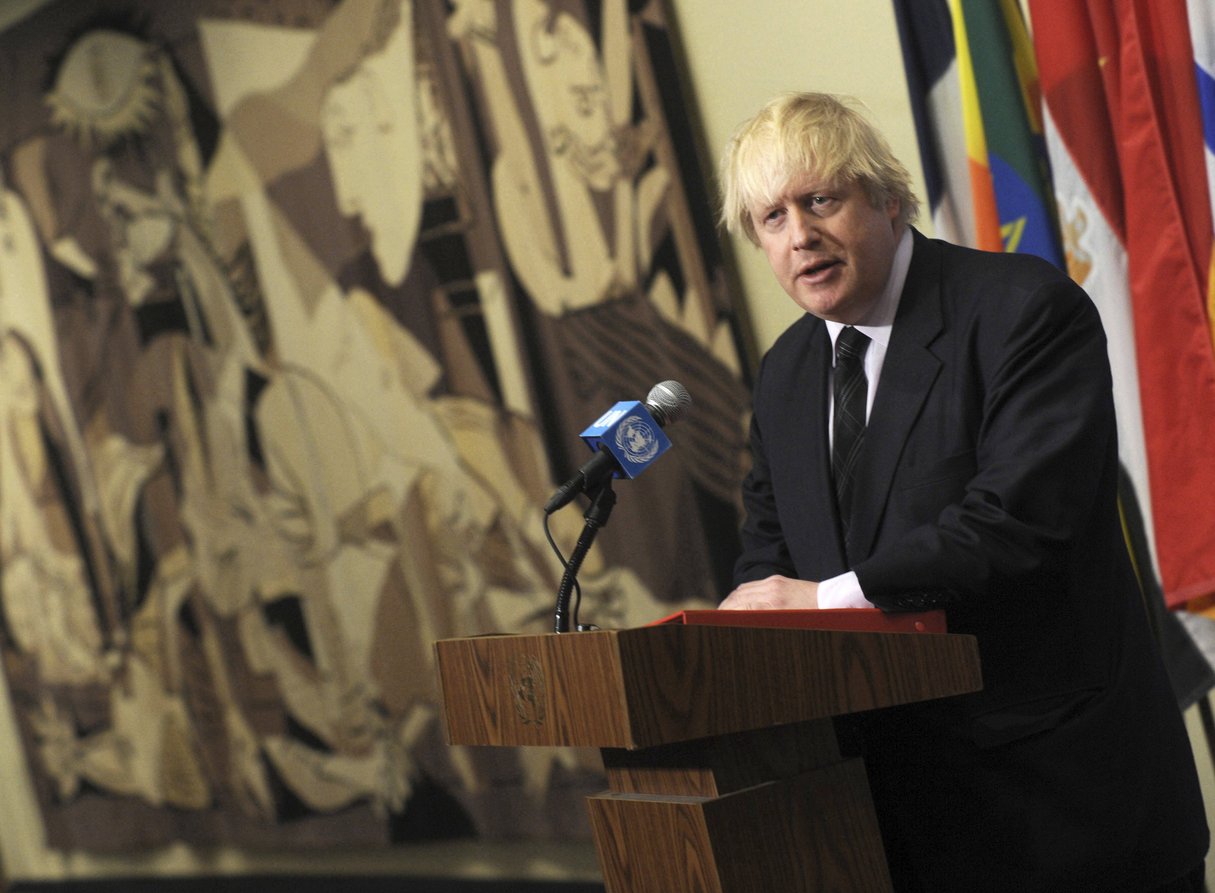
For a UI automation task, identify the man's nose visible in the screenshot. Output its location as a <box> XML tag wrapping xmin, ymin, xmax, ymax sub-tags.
<box><xmin>790</xmin><ymin>209</ymin><xmax>820</xmax><ymax>249</ymax></box>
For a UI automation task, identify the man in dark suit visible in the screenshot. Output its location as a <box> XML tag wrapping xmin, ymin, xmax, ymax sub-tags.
<box><xmin>717</xmin><ymin>92</ymin><xmax>1208</xmax><ymax>891</ymax></box>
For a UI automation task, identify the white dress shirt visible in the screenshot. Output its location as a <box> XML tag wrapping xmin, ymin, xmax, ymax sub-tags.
<box><xmin>817</xmin><ymin>227</ymin><xmax>913</xmax><ymax>609</ymax></box>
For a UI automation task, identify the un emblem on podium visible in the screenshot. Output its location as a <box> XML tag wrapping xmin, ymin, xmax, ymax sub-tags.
<box><xmin>508</xmin><ymin>654</ymin><xmax>547</xmax><ymax>726</ymax></box>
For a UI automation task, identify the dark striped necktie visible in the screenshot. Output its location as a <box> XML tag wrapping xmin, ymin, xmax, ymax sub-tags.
<box><xmin>833</xmin><ymin>326</ymin><xmax>871</xmax><ymax>533</ymax></box>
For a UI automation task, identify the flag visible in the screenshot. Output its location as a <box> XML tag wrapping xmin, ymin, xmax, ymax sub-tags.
<box><xmin>1187</xmin><ymin>0</ymin><xmax>1215</xmax><ymax>341</ymax></box>
<box><xmin>950</xmin><ymin>0</ymin><xmax>1003</xmax><ymax>252</ymax></box>
<box><xmin>893</xmin><ymin>0</ymin><xmax>1063</xmax><ymax>265</ymax></box>
<box><xmin>892</xmin><ymin>0</ymin><xmax>976</xmax><ymax>246</ymax></box>
<box><xmin>955</xmin><ymin>0</ymin><xmax>1063</xmax><ymax>264</ymax></box>
<box><xmin>1030</xmin><ymin>0</ymin><xmax>1215</xmax><ymax>608</ymax></box>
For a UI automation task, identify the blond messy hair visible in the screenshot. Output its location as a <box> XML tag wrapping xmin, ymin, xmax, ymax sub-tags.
<box><xmin>719</xmin><ymin>92</ymin><xmax>920</xmax><ymax>245</ymax></box>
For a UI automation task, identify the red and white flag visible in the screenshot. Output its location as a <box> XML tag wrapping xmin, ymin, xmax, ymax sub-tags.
<box><xmin>1029</xmin><ymin>0</ymin><xmax>1215</xmax><ymax>608</ymax></box>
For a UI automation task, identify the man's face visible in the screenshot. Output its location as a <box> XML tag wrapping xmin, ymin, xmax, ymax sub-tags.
<box><xmin>751</xmin><ymin>171</ymin><xmax>902</xmax><ymax>324</ymax></box>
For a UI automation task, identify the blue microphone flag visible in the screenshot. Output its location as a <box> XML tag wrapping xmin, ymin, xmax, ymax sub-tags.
<box><xmin>579</xmin><ymin>401</ymin><xmax>671</xmax><ymax>480</ymax></box>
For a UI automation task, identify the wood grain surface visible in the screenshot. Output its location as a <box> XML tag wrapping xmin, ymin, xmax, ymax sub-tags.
<box><xmin>436</xmin><ymin>625</ymin><xmax>980</xmax><ymax>749</ymax></box>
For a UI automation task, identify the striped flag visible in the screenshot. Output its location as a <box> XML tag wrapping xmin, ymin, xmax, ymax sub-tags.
<box><xmin>1030</xmin><ymin>0</ymin><xmax>1215</xmax><ymax>608</ymax></box>
<box><xmin>955</xmin><ymin>0</ymin><xmax>1063</xmax><ymax>264</ymax></box>
<box><xmin>949</xmin><ymin>0</ymin><xmax>1002</xmax><ymax>252</ymax></box>
<box><xmin>893</xmin><ymin>0</ymin><xmax>1063</xmax><ymax>265</ymax></box>
<box><xmin>892</xmin><ymin>0</ymin><xmax>976</xmax><ymax>246</ymax></box>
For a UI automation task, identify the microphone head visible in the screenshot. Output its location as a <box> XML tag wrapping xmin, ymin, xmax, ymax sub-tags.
<box><xmin>645</xmin><ymin>380</ymin><xmax>692</xmax><ymax>427</ymax></box>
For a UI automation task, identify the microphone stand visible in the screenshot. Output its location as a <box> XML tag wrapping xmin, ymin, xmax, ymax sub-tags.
<box><xmin>553</xmin><ymin>477</ymin><xmax>616</xmax><ymax>633</ymax></box>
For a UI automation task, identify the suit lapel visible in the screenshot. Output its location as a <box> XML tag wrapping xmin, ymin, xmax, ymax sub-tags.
<box><xmin>847</xmin><ymin>231</ymin><xmax>944</xmax><ymax>563</ymax></box>
<box><xmin>776</xmin><ymin>317</ymin><xmax>850</xmax><ymax>573</ymax></box>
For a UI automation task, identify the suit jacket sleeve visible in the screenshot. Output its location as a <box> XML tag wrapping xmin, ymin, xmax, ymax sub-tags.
<box><xmin>855</xmin><ymin>266</ymin><xmax>1120</xmax><ymax>609</ymax></box>
<box><xmin>734</xmin><ymin>385</ymin><xmax>798</xmax><ymax>583</ymax></box>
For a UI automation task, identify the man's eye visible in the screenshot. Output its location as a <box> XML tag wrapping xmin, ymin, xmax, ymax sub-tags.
<box><xmin>806</xmin><ymin>195</ymin><xmax>838</xmax><ymax>215</ymax></box>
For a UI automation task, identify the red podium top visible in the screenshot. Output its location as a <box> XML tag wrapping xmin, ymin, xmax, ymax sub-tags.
<box><xmin>650</xmin><ymin>607</ymin><xmax>946</xmax><ymax>635</ymax></box>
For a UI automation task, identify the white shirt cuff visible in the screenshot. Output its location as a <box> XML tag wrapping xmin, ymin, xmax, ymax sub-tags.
<box><xmin>817</xmin><ymin>571</ymin><xmax>874</xmax><ymax>609</ymax></box>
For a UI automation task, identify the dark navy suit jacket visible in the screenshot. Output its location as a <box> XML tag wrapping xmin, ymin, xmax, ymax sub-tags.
<box><xmin>736</xmin><ymin>229</ymin><xmax>1208</xmax><ymax>890</ymax></box>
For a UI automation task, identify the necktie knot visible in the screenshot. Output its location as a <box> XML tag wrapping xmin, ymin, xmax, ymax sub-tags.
<box><xmin>836</xmin><ymin>326</ymin><xmax>871</xmax><ymax>365</ymax></box>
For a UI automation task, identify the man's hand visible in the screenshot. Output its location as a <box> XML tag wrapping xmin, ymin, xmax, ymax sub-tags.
<box><xmin>719</xmin><ymin>575</ymin><xmax>819</xmax><ymax>610</ymax></box>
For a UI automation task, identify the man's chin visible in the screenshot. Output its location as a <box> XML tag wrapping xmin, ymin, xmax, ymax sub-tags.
<box><xmin>794</xmin><ymin>292</ymin><xmax>847</xmax><ymax>321</ymax></box>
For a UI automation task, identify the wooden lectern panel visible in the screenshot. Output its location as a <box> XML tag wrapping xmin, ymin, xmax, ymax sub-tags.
<box><xmin>587</xmin><ymin>758</ymin><xmax>892</xmax><ymax>893</ymax></box>
<box><xmin>588</xmin><ymin>721</ymin><xmax>892</xmax><ymax>891</ymax></box>
<box><xmin>436</xmin><ymin>624</ymin><xmax>981</xmax><ymax>750</ymax></box>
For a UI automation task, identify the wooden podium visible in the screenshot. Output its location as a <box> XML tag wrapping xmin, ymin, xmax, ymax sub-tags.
<box><xmin>435</xmin><ymin>618</ymin><xmax>981</xmax><ymax>892</ymax></box>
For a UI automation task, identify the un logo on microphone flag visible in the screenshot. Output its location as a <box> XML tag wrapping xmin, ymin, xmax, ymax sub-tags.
<box><xmin>579</xmin><ymin>400</ymin><xmax>671</xmax><ymax>479</ymax></box>
<box><xmin>616</xmin><ymin>415</ymin><xmax>662</xmax><ymax>465</ymax></box>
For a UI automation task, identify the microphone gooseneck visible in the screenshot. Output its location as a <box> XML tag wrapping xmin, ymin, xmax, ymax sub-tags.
<box><xmin>546</xmin><ymin>381</ymin><xmax>692</xmax><ymax>632</ymax></box>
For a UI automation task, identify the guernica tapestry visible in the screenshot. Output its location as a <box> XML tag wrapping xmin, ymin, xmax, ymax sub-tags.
<box><xmin>0</xmin><ymin>0</ymin><xmax>751</xmax><ymax>853</ymax></box>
